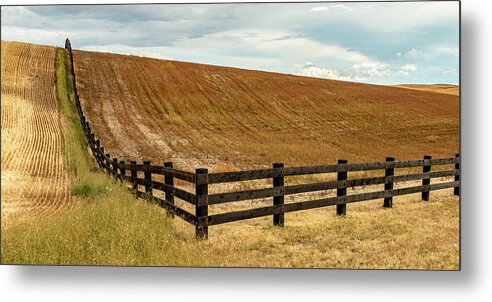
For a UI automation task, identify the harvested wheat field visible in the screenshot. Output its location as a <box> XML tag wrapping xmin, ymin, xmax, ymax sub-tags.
<box><xmin>73</xmin><ymin>50</ymin><xmax>459</xmax><ymax>172</ymax></box>
<box><xmin>1</xmin><ymin>41</ymin><xmax>73</xmax><ymax>220</ymax></box>
<box><xmin>392</xmin><ymin>84</ymin><xmax>459</xmax><ymax>96</ymax></box>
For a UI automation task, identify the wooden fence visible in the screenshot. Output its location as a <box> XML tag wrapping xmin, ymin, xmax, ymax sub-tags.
<box><xmin>65</xmin><ymin>39</ymin><xmax>460</xmax><ymax>240</ymax></box>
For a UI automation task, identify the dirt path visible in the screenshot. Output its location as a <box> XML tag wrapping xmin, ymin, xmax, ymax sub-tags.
<box><xmin>1</xmin><ymin>41</ymin><xmax>73</xmax><ymax>220</ymax></box>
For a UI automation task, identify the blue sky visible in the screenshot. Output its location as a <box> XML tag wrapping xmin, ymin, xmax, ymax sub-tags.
<box><xmin>1</xmin><ymin>1</ymin><xmax>459</xmax><ymax>85</ymax></box>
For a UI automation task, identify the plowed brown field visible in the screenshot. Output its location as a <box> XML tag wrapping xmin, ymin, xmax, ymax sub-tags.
<box><xmin>1</xmin><ymin>41</ymin><xmax>73</xmax><ymax>219</ymax></box>
<box><xmin>73</xmin><ymin>50</ymin><xmax>459</xmax><ymax>172</ymax></box>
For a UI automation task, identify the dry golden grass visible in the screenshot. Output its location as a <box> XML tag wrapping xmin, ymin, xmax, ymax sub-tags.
<box><xmin>173</xmin><ymin>190</ymin><xmax>459</xmax><ymax>269</ymax></box>
<box><xmin>73</xmin><ymin>50</ymin><xmax>459</xmax><ymax>172</ymax></box>
<box><xmin>392</xmin><ymin>84</ymin><xmax>459</xmax><ymax>96</ymax></box>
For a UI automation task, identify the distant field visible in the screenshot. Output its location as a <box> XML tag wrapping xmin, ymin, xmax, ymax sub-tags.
<box><xmin>1</xmin><ymin>41</ymin><xmax>73</xmax><ymax>219</ymax></box>
<box><xmin>392</xmin><ymin>84</ymin><xmax>459</xmax><ymax>96</ymax></box>
<box><xmin>73</xmin><ymin>50</ymin><xmax>459</xmax><ymax>172</ymax></box>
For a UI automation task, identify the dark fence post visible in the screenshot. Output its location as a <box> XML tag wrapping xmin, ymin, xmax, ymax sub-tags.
<box><xmin>384</xmin><ymin>157</ymin><xmax>395</xmax><ymax>208</ymax></box>
<box><xmin>105</xmin><ymin>153</ymin><xmax>111</xmax><ymax>174</ymax></box>
<box><xmin>100</xmin><ymin>147</ymin><xmax>105</xmax><ymax>169</ymax></box>
<box><xmin>273</xmin><ymin>163</ymin><xmax>285</xmax><ymax>227</ymax></box>
<box><xmin>112</xmin><ymin>158</ymin><xmax>118</xmax><ymax>178</ymax></box>
<box><xmin>337</xmin><ymin>159</ymin><xmax>348</xmax><ymax>215</ymax></box>
<box><xmin>422</xmin><ymin>155</ymin><xmax>432</xmax><ymax>201</ymax></box>
<box><xmin>76</xmin><ymin>100</ymin><xmax>81</xmax><ymax>114</ymax></box>
<box><xmin>95</xmin><ymin>140</ymin><xmax>102</xmax><ymax>168</ymax></box>
<box><xmin>143</xmin><ymin>160</ymin><xmax>152</xmax><ymax>196</ymax></box>
<box><xmin>87</xmin><ymin>131</ymin><xmax>95</xmax><ymax>156</ymax></box>
<box><xmin>164</xmin><ymin>162</ymin><xmax>175</xmax><ymax>217</ymax></box>
<box><xmin>130</xmin><ymin>160</ymin><xmax>137</xmax><ymax>194</ymax></box>
<box><xmin>196</xmin><ymin>168</ymin><xmax>209</xmax><ymax>240</ymax></box>
<box><xmin>454</xmin><ymin>153</ymin><xmax>460</xmax><ymax>196</ymax></box>
<box><xmin>119</xmin><ymin>160</ymin><xmax>126</xmax><ymax>182</ymax></box>
<box><xmin>65</xmin><ymin>38</ymin><xmax>71</xmax><ymax>50</ymax></box>
<box><xmin>89</xmin><ymin>134</ymin><xmax>95</xmax><ymax>152</ymax></box>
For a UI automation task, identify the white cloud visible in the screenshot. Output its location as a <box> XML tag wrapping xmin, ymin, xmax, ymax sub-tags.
<box><xmin>397</xmin><ymin>64</ymin><xmax>418</xmax><ymax>76</ymax></box>
<box><xmin>311</xmin><ymin>7</ymin><xmax>330</xmax><ymax>12</ymax></box>
<box><xmin>208</xmin><ymin>29</ymin><xmax>373</xmax><ymax>63</ymax></box>
<box><xmin>401</xmin><ymin>64</ymin><xmax>418</xmax><ymax>72</ymax></box>
<box><xmin>311</xmin><ymin>4</ymin><xmax>354</xmax><ymax>13</ymax></box>
<box><xmin>296</xmin><ymin>62</ymin><xmax>357</xmax><ymax>81</ymax></box>
<box><xmin>402</xmin><ymin>47</ymin><xmax>459</xmax><ymax>61</ymax></box>
<box><xmin>297</xmin><ymin>61</ymin><xmax>394</xmax><ymax>82</ymax></box>
<box><xmin>1</xmin><ymin>25</ymin><xmax>72</xmax><ymax>46</ymax></box>
<box><xmin>353</xmin><ymin>62</ymin><xmax>392</xmax><ymax>78</ymax></box>
<box><xmin>404</xmin><ymin>48</ymin><xmax>422</xmax><ymax>60</ymax></box>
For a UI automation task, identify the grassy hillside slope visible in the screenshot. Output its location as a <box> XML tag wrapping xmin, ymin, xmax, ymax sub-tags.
<box><xmin>73</xmin><ymin>50</ymin><xmax>459</xmax><ymax>171</ymax></box>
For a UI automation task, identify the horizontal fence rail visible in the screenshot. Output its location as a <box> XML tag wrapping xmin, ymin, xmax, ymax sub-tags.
<box><xmin>206</xmin><ymin>181</ymin><xmax>459</xmax><ymax>226</ymax></box>
<box><xmin>206</xmin><ymin>169</ymin><xmax>460</xmax><ymax>205</ymax></box>
<box><xmin>206</xmin><ymin>158</ymin><xmax>458</xmax><ymax>184</ymax></box>
<box><xmin>65</xmin><ymin>38</ymin><xmax>460</xmax><ymax>240</ymax></box>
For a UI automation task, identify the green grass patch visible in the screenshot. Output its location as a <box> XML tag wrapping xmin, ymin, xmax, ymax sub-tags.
<box><xmin>1</xmin><ymin>183</ymin><xmax>196</xmax><ymax>266</ymax></box>
<box><xmin>55</xmin><ymin>48</ymin><xmax>91</xmax><ymax>175</ymax></box>
<box><xmin>72</xmin><ymin>181</ymin><xmax>107</xmax><ymax>198</ymax></box>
